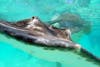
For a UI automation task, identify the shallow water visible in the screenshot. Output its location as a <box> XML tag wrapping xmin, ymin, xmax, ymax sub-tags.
<box><xmin>0</xmin><ymin>0</ymin><xmax>100</xmax><ymax>67</ymax></box>
<box><xmin>0</xmin><ymin>33</ymin><xmax>100</xmax><ymax>67</ymax></box>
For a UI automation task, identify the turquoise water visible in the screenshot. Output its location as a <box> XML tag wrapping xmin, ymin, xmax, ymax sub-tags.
<box><xmin>0</xmin><ymin>42</ymin><xmax>57</xmax><ymax>67</ymax></box>
<box><xmin>0</xmin><ymin>0</ymin><xmax>100</xmax><ymax>67</ymax></box>
<box><xmin>0</xmin><ymin>33</ymin><xmax>100</xmax><ymax>67</ymax></box>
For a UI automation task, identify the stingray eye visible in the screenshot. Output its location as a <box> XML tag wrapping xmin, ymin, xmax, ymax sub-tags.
<box><xmin>32</xmin><ymin>16</ymin><xmax>35</xmax><ymax>19</ymax></box>
<box><xmin>32</xmin><ymin>16</ymin><xmax>39</xmax><ymax>20</ymax></box>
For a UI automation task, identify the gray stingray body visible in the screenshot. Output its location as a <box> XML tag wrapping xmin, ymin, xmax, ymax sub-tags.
<box><xmin>48</xmin><ymin>13</ymin><xmax>91</xmax><ymax>33</ymax></box>
<box><xmin>0</xmin><ymin>17</ymin><xmax>81</xmax><ymax>48</ymax></box>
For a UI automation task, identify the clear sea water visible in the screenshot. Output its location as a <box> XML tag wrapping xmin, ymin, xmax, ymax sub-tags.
<box><xmin>0</xmin><ymin>0</ymin><xmax>100</xmax><ymax>67</ymax></box>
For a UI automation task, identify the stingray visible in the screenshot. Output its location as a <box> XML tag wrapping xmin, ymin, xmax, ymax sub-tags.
<box><xmin>48</xmin><ymin>13</ymin><xmax>91</xmax><ymax>34</ymax></box>
<box><xmin>0</xmin><ymin>17</ymin><xmax>81</xmax><ymax>49</ymax></box>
